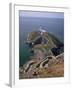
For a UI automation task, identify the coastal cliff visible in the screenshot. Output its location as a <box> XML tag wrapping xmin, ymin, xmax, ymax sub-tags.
<box><xmin>19</xmin><ymin>29</ymin><xmax>64</xmax><ymax>79</ymax></box>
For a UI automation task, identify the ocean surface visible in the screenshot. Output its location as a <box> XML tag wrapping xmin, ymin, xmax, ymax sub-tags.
<box><xmin>19</xmin><ymin>17</ymin><xmax>64</xmax><ymax>66</ymax></box>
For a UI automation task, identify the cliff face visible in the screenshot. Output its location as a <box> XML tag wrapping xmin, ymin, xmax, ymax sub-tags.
<box><xmin>19</xmin><ymin>30</ymin><xmax>64</xmax><ymax>79</ymax></box>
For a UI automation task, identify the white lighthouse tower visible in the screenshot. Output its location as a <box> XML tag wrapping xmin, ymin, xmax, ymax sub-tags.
<box><xmin>39</xmin><ymin>26</ymin><xmax>46</xmax><ymax>35</ymax></box>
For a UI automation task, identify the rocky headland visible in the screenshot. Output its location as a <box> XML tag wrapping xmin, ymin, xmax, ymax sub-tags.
<box><xmin>19</xmin><ymin>29</ymin><xmax>64</xmax><ymax>79</ymax></box>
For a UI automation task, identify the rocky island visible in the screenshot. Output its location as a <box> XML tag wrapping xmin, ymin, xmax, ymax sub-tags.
<box><xmin>19</xmin><ymin>28</ymin><xmax>64</xmax><ymax>79</ymax></box>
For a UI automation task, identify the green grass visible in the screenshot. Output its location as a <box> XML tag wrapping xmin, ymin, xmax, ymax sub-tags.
<box><xmin>48</xmin><ymin>33</ymin><xmax>63</xmax><ymax>46</ymax></box>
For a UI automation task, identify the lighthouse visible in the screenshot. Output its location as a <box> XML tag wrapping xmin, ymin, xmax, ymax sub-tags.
<box><xmin>39</xmin><ymin>26</ymin><xmax>46</xmax><ymax>35</ymax></box>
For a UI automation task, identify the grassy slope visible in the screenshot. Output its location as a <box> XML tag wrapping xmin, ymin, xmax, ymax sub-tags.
<box><xmin>48</xmin><ymin>33</ymin><xmax>63</xmax><ymax>47</ymax></box>
<box><xmin>27</xmin><ymin>31</ymin><xmax>63</xmax><ymax>53</ymax></box>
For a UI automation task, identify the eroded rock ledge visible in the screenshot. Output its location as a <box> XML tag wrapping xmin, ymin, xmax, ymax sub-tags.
<box><xmin>19</xmin><ymin>53</ymin><xmax>64</xmax><ymax>79</ymax></box>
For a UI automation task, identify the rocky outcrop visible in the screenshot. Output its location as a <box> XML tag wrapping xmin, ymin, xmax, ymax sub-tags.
<box><xmin>19</xmin><ymin>53</ymin><xmax>64</xmax><ymax>79</ymax></box>
<box><xmin>19</xmin><ymin>29</ymin><xmax>64</xmax><ymax>79</ymax></box>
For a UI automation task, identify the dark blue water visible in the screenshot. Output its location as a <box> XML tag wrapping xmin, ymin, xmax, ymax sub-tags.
<box><xmin>19</xmin><ymin>16</ymin><xmax>64</xmax><ymax>66</ymax></box>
